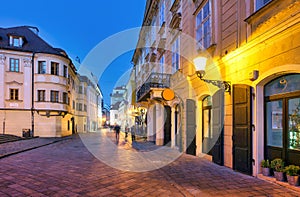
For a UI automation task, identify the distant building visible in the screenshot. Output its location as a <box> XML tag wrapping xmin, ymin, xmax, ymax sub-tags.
<box><xmin>0</xmin><ymin>26</ymin><xmax>102</xmax><ymax>137</ymax></box>
<box><xmin>110</xmin><ymin>86</ymin><xmax>126</xmax><ymax>126</ymax></box>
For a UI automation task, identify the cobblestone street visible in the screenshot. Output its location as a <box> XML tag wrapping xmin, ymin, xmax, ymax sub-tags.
<box><xmin>0</xmin><ymin>131</ymin><xmax>299</xmax><ymax>197</ymax></box>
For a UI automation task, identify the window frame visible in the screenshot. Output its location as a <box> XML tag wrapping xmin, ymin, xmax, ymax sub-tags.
<box><xmin>50</xmin><ymin>90</ymin><xmax>59</xmax><ymax>103</ymax></box>
<box><xmin>37</xmin><ymin>90</ymin><xmax>46</xmax><ymax>102</ymax></box>
<box><xmin>10</xmin><ymin>89</ymin><xmax>19</xmax><ymax>100</ymax></box>
<box><xmin>63</xmin><ymin>92</ymin><xmax>68</xmax><ymax>104</ymax></box>
<box><xmin>51</xmin><ymin>62</ymin><xmax>59</xmax><ymax>76</ymax></box>
<box><xmin>195</xmin><ymin>0</ymin><xmax>212</xmax><ymax>50</ymax></box>
<box><xmin>63</xmin><ymin>65</ymin><xmax>68</xmax><ymax>78</ymax></box>
<box><xmin>38</xmin><ymin>61</ymin><xmax>47</xmax><ymax>74</ymax></box>
<box><xmin>9</xmin><ymin>58</ymin><xmax>20</xmax><ymax>72</ymax></box>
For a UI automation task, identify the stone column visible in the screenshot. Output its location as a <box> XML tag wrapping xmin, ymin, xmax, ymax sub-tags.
<box><xmin>171</xmin><ymin>106</ymin><xmax>175</xmax><ymax>148</ymax></box>
<box><xmin>0</xmin><ymin>54</ymin><xmax>6</xmax><ymax>108</ymax></box>
<box><xmin>23</xmin><ymin>57</ymin><xmax>32</xmax><ymax>109</ymax></box>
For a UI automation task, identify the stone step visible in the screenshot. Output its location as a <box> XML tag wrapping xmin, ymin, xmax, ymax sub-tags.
<box><xmin>0</xmin><ymin>134</ymin><xmax>23</xmax><ymax>144</ymax></box>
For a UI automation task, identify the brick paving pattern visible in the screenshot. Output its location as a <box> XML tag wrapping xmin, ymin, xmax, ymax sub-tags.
<box><xmin>0</xmin><ymin>132</ymin><xmax>299</xmax><ymax>196</ymax></box>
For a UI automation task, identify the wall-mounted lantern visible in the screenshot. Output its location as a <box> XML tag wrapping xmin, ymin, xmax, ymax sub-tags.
<box><xmin>193</xmin><ymin>56</ymin><xmax>231</xmax><ymax>93</ymax></box>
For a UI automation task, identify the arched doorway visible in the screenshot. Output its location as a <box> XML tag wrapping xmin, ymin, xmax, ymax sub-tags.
<box><xmin>264</xmin><ymin>74</ymin><xmax>300</xmax><ymax>165</ymax></box>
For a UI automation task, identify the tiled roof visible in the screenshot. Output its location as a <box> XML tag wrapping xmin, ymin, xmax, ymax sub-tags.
<box><xmin>0</xmin><ymin>26</ymin><xmax>67</xmax><ymax>57</ymax></box>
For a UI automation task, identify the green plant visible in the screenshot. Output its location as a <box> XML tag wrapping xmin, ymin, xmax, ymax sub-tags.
<box><xmin>261</xmin><ymin>159</ymin><xmax>270</xmax><ymax>168</ymax></box>
<box><xmin>271</xmin><ymin>158</ymin><xmax>285</xmax><ymax>172</ymax></box>
<box><xmin>284</xmin><ymin>165</ymin><xmax>300</xmax><ymax>176</ymax></box>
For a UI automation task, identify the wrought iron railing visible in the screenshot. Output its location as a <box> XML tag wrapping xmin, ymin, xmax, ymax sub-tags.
<box><xmin>136</xmin><ymin>73</ymin><xmax>171</xmax><ymax>101</ymax></box>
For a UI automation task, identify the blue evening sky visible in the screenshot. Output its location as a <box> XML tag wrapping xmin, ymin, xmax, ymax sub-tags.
<box><xmin>0</xmin><ymin>0</ymin><xmax>146</xmax><ymax>105</ymax></box>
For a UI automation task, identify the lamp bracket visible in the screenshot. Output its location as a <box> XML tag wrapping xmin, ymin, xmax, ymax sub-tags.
<box><xmin>196</xmin><ymin>71</ymin><xmax>231</xmax><ymax>92</ymax></box>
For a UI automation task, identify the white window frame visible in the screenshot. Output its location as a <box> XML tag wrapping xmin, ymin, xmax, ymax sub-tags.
<box><xmin>195</xmin><ymin>0</ymin><xmax>212</xmax><ymax>50</ymax></box>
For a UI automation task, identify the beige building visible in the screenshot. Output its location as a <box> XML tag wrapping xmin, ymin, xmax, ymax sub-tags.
<box><xmin>132</xmin><ymin>0</ymin><xmax>300</xmax><ymax>176</ymax></box>
<box><xmin>0</xmin><ymin>26</ymin><xmax>102</xmax><ymax>137</ymax></box>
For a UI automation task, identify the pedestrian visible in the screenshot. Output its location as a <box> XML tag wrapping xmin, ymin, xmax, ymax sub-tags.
<box><xmin>131</xmin><ymin>127</ymin><xmax>136</xmax><ymax>142</ymax></box>
<box><xmin>125</xmin><ymin>125</ymin><xmax>128</xmax><ymax>139</ymax></box>
<box><xmin>113</xmin><ymin>123</ymin><xmax>121</xmax><ymax>143</ymax></box>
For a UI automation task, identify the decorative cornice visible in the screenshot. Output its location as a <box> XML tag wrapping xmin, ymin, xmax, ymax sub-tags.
<box><xmin>23</xmin><ymin>57</ymin><xmax>31</xmax><ymax>67</ymax></box>
<box><xmin>6</xmin><ymin>80</ymin><xmax>23</xmax><ymax>85</ymax></box>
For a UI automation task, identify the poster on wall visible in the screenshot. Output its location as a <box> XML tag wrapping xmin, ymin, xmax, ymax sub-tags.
<box><xmin>272</xmin><ymin>111</ymin><xmax>282</xmax><ymax>130</ymax></box>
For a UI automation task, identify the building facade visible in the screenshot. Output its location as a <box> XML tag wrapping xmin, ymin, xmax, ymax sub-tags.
<box><xmin>132</xmin><ymin>0</ymin><xmax>300</xmax><ymax>176</ymax></box>
<box><xmin>110</xmin><ymin>86</ymin><xmax>126</xmax><ymax>126</ymax></box>
<box><xmin>0</xmin><ymin>26</ymin><xmax>102</xmax><ymax>137</ymax></box>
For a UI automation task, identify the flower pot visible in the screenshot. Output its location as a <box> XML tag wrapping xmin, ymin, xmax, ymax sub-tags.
<box><xmin>262</xmin><ymin>167</ymin><xmax>271</xmax><ymax>176</ymax></box>
<box><xmin>287</xmin><ymin>175</ymin><xmax>299</xmax><ymax>186</ymax></box>
<box><xmin>274</xmin><ymin>171</ymin><xmax>286</xmax><ymax>181</ymax></box>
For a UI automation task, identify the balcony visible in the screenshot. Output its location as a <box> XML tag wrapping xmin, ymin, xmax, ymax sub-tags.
<box><xmin>136</xmin><ymin>73</ymin><xmax>171</xmax><ymax>102</ymax></box>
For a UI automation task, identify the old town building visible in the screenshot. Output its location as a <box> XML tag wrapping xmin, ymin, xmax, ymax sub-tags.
<box><xmin>132</xmin><ymin>0</ymin><xmax>300</xmax><ymax>176</ymax></box>
<box><xmin>0</xmin><ymin>26</ymin><xmax>102</xmax><ymax>137</ymax></box>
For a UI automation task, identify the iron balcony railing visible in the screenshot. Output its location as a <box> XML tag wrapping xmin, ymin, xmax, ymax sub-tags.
<box><xmin>136</xmin><ymin>72</ymin><xmax>171</xmax><ymax>101</ymax></box>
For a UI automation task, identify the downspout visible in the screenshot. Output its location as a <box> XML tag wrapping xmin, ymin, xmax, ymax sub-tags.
<box><xmin>31</xmin><ymin>52</ymin><xmax>35</xmax><ymax>137</ymax></box>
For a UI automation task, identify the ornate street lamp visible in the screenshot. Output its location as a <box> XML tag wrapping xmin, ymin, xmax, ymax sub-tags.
<box><xmin>193</xmin><ymin>57</ymin><xmax>231</xmax><ymax>92</ymax></box>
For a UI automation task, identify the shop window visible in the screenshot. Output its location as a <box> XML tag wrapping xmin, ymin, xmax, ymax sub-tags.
<box><xmin>264</xmin><ymin>74</ymin><xmax>300</xmax><ymax>165</ymax></box>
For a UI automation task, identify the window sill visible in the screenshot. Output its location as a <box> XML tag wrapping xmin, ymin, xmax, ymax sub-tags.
<box><xmin>6</xmin><ymin>99</ymin><xmax>23</xmax><ymax>102</ymax></box>
<box><xmin>7</xmin><ymin>71</ymin><xmax>23</xmax><ymax>74</ymax></box>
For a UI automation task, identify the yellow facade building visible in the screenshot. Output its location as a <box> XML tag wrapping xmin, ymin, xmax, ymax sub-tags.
<box><xmin>132</xmin><ymin>0</ymin><xmax>300</xmax><ymax>176</ymax></box>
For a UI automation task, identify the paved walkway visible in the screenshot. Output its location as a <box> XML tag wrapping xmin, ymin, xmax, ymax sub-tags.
<box><xmin>0</xmin><ymin>131</ymin><xmax>299</xmax><ymax>196</ymax></box>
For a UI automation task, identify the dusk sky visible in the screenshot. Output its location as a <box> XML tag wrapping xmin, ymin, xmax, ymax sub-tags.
<box><xmin>0</xmin><ymin>0</ymin><xmax>146</xmax><ymax>105</ymax></box>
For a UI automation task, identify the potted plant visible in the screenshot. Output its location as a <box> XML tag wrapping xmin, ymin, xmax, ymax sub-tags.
<box><xmin>284</xmin><ymin>165</ymin><xmax>300</xmax><ymax>186</ymax></box>
<box><xmin>271</xmin><ymin>158</ymin><xmax>285</xmax><ymax>181</ymax></box>
<box><xmin>261</xmin><ymin>159</ymin><xmax>271</xmax><ymax>176</ymax></box>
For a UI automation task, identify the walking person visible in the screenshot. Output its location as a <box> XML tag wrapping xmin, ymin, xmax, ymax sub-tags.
<box><xmin>113</xmin><ymin>123</ymin><xmax>121</xmax><ymax>144</ymax></box>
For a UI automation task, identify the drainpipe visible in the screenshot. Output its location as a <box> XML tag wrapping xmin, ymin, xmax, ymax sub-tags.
<box><xmin>31</xmin><ymin>52</ymin><xmax>35</xmax><ymax>137</ymax></box>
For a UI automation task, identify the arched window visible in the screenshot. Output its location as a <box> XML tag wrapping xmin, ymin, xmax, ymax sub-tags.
<box><xmin>264</xmin><ymin>74</ymin><xmax>300</xmax><ymax>165</ymax></box>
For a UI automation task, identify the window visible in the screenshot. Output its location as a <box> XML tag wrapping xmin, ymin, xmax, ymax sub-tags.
<box><xmin>10</xmin><ymin>36</ymin><xmax>23</xmax><ymax>47</ymax></box>
<box><xmin>196</xmin><ymin>0</ymin><xmax>212</xmax><ymax>49</ymax></box>
<box><xmin>73</xmin><ymin>100</ymin><xmax>75</xmax><ymax>109</ymax></box>
<box><xmin>37</xmin><ymin>90</ymin><xmax>45</xmax><ymax>102</ymax></box>
<box><xmin>10</xmin><ymin>89</ymin><xmax>19</xmax><ymax>100</ymax></box>
<box><xmin>79</xmin><ymin>86</ymin><xmax>83</xmax><ymax>94</ymax></box>
<box><xmin>51</xmin><ymin>62</ymin><xmax>59</xmax><ymax>75</ymax></box>
<box><xmin>63</xmin><ymin>92</ymin><xmax>68</xmax><ymax>104</ymax></box>
<box><xmin>38</xmin><ymin>61</ymin><xmax>46</xmax><ymax>74</ymax></box>
<box><xmin>159</xmin><ymin>0</ymin><xmax>165</xmax><ymax>26</ymax></box>
<box><xmin>50</xmin><ymin>90</ymin><xmax>59</xmax><ymax>102</ymax></box>
<box><xmin>84</xmin><ymin>104</ymin><xmax>87</xmax><ymax>112</ymax></box>
<box><xmin>78</xmin><ymin>103</ymin><xmax>83</xmax><ymax>111</ymax></box>
<box><xmin>9</xmin><ymin>58</ymin><xmax>19</xmax><ymax>72</ymax></box>
<box><xmin>63</xmin><ymin>65</ymin><xmax>68</xmax><ymax>78</ymax></box>
<box><xmin>160</xmin><ymin>55</ymin><xmax>164</xmax><ymax>74</ymax></box>
<box><xmin>13</xmin><ymin>38</ymin><xmax>20</xmax><ymax>47</ymax></box>
<box><xmin>265</xmin><ymin>74</ymin><xmax>300</xmax><ymax>165</ymax></box>
<box><xmin>172</xmin><ymin>38</ymin><xmax>180</xmax><ymax>73</ymax></box>
<box><xmin>256</xmin><ymin>0</ymin><xmax>272</xmax><ymax>10</ymax></box>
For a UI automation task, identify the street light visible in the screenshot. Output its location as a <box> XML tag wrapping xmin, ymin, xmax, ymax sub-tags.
<box><xmin>193</xmin><ymin>56</ymin><xmax>231</xmax><ymax>93</ymax></box>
